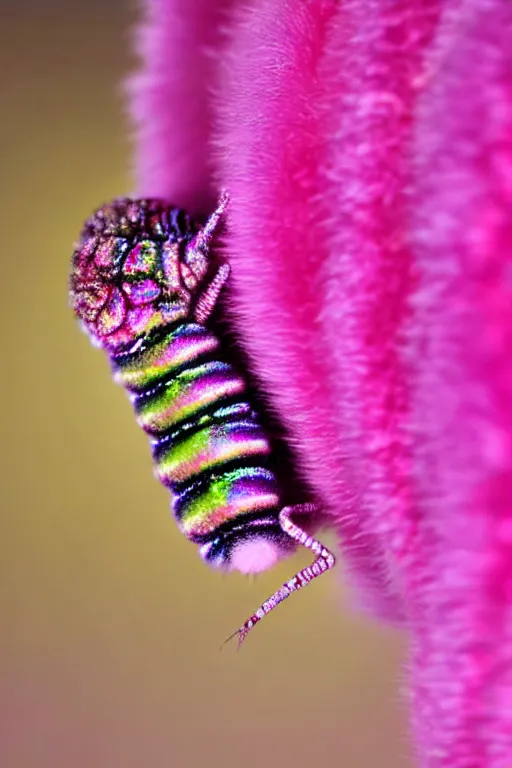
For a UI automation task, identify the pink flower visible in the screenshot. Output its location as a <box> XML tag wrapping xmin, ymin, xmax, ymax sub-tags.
<box><xmin>128</xmin><ymin>0</ymin><xmax>512</xmax><ymax>764</ymax></box>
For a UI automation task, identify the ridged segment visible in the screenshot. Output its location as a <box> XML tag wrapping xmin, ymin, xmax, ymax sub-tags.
<box><xmin>135</xmin><ymin>361</ymin><xmax>245</xmax><ymax>434</ymax></box>
<box><xmin>113</xmin><ymin>323</ymin><xmax>219</xmax><ymax>392</ymax></box>
<box><xmin>177</xmin><ymin>467</ymin><xmax>279</xmax><ymax>537</ymax></box>
<box><xmin>156</xmin><ymin>421</ymin><xmax>270</xmax><ymax>484</ymax></box>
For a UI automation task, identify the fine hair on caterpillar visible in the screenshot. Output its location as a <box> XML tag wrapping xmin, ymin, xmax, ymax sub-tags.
<box><xmin>69</xmin><ymin>191</ymin><xmax>336</xmax><ymax>648</ymax></box>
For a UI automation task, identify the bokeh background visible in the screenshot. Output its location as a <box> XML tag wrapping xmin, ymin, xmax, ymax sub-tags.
<box><xmin>1</xmin><ymin>2</ymin><xmax>410</xmax><ymax>766</ymax></box>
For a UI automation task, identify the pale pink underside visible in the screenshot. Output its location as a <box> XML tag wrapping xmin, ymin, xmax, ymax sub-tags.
<box><xmin>128</xmin><ymin>0</ymin><xmax>512</xmax><ymax>764</ymax></box>
<box><xmin>229</xmin><ymin>538</ymin><xmax>282</xmax><ymax>575</ymax></box>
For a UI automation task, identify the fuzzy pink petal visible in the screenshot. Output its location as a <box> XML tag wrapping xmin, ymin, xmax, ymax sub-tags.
<box><xmin>127</xmin><ymin>0</ymin><xmax>237</xmax><ymax>214</ymax></box>
<box><xmin>405</xmin><ymin>1</ymin><xmax>512</xmax><ymax>763</ymax></box>
<box><xmin>213</xmin><ymin>0</ymin><xmax>401</xmax><ymax>619</ymax></box>
<box><xmin>314</xmin><ymin>0</ymin><xmax>442</xmax><ymax>618</ymax></box>
<box><xmin>214</xmin><ymin>0</ymin><xmax>441</xmax><ymax>620</ymax></box>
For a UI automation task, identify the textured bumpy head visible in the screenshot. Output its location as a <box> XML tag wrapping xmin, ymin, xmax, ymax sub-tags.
<box><xmin>69</xmin><ymin>195</ymin><xmax>227</xmax><ymax>351</ymax></box>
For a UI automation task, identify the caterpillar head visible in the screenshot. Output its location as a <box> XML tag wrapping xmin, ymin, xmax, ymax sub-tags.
<box><xmin>70</xmin><ymin>195</ymin><xmax>226</xmax><ymax>351</ymax></box>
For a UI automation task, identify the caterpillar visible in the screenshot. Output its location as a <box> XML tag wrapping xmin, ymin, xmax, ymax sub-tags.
<box><xmin>69</xmin><ymin>192</ymin><xmax>335</xmax><ymax>647</ymax></box>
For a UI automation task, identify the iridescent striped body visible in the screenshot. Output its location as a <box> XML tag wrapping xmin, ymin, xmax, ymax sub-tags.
<box><xmin>112</xmin><ymin>321</ymin><xmax>286</xmax><ymax>563</ymax></box>
<box><xmin>70</xmin><ymin>192</ymin><xmax>335</xmax><ymax>647</ymax></box>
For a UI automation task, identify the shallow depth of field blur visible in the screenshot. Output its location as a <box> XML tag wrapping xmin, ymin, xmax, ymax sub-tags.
<box><xmin>0</xmin><ymin>2</ymin><xmax>409</xmax><ymax>766</ymax></box>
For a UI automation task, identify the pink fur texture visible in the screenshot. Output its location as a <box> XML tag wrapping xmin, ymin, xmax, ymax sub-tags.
<box><xmin>405</xmin><ymin>3</ymin><xmax>512</xmax><ymax>762</ymax></box>
<box><xmin>127</xmin><ymin>0</ymin><xmax>237</xmax><ymax>216</ymax></box>
<box><xmin>128</xmin><ymin>0</ymin><xmax>512</xmax><ymax>763</ymax></box>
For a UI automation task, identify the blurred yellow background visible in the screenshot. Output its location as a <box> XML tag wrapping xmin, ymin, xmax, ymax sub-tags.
<box><xmin>0</xmin><ymin>3</ymin><xmax>410</xmax><ymax>766</ymax></box>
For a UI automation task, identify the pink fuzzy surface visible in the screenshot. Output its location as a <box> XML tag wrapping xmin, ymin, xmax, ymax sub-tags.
<box><xmin>406</xmin><ymin>3</ymin><xmax>512</xmax><ymax>762</ymax></box>
<box><xmin>127</xmin><ymin>0</ymin><xmax>237</xmax><ymax>215</ymax></box>
<box><xmin>128</xmin><ymin>0</ymin><xmax>512</xmax><ymax>763</ymax></box>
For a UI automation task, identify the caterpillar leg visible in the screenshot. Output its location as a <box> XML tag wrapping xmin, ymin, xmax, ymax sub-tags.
<box><xmin>194</xmin><ymin>263</ymin><xmax>230</xmax><ymax>323</ymax></box>
<box><xmin>182</xmin><ymin>191</ymin><xmax>230</xmax><ymax>309</ymax></box>
<box><xmin>222</xmin><ymin>504</ymin><xmax>336</xmax><ymax>650</ymax></box>
<box><xmin>185</xmin><ymin>190</ymin><xmax>229</xmax><ymax>266</ymax></box>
